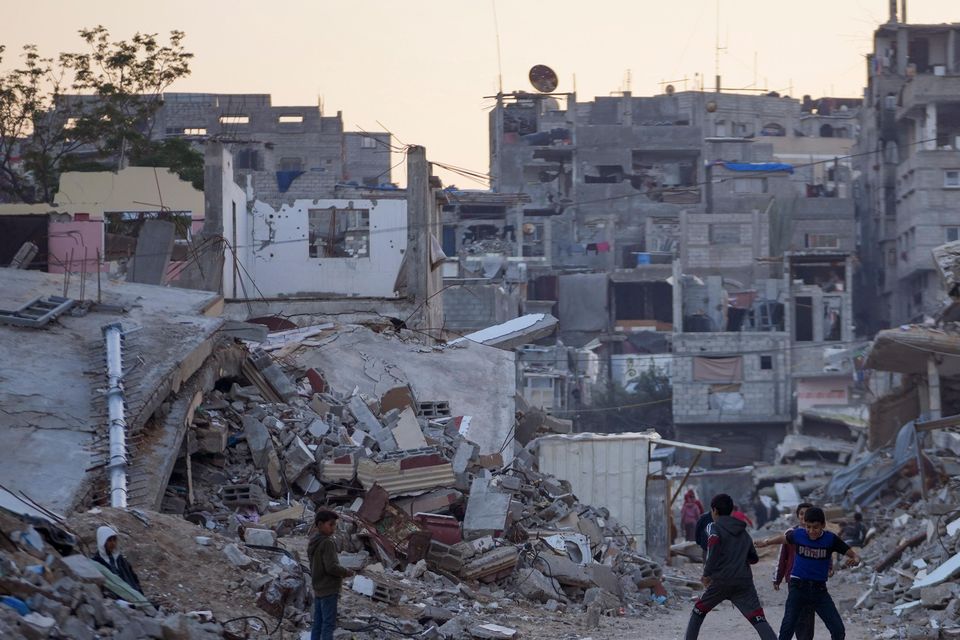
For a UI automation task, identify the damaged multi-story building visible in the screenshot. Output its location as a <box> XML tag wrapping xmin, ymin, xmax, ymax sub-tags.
<box><xmin>475</xmin><ymin>82</ymin><xmax>865</xmax><ymax>456</ymax></box>
<box><xmin>855</xmin><ymin>8</ymin><xmax>960</xmax><ymax>330</ymax></box>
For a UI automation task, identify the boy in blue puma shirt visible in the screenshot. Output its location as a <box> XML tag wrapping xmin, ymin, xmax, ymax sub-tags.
<box><xmin>756</xmin><ymin>507</ymin><xmax>860</xmax><ymax>640</ymax></box>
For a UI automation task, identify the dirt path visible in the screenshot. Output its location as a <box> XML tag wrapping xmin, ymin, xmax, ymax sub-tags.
<box><xmin>511</xmin><ymin>556</ymin><xmax>879</xmax><ymax>639</ymax></box>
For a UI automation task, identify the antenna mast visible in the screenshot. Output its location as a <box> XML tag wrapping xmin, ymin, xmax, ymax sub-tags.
<box><xmin>492</xmin><ymin>0</ymin><xmax>504</xmax><ymax>94</ymax></box>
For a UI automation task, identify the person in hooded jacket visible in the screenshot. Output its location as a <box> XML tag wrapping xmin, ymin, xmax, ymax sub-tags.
<box><xmin>91</xmin><ymin>526</ymin><xmax>143</xmax><ymax>596</ymax></box>
<box><xmin>685</xmin><ymin>493</ymin><xmax>777</xmax><ymax>640</ymax></box>
<box><xmin>308</xmin><ymin>510</ymin><xmax>353</xmax><ymax>640</ymax></box>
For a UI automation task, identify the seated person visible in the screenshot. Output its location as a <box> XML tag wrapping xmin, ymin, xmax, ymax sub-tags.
<box><xmin>91</xmin><ymin>526</ymin><xmax>143</xmax><ymax>595</ymax></box>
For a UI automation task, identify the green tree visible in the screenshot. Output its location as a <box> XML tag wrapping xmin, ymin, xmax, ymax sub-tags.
<box><xmin>576</xmin><ymin>367</ymin><xmax>674</xmax><ymax>438</ymax></box>
<box><xmin>0</xmin><ymin>26</ymin><xmax>192</xmax><ymax>203</ymax></box>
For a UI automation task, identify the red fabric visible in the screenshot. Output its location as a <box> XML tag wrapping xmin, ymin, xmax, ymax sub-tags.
<box><xmin>732</xmin><ymin>511</ymin><xmax>754</xmax><ymax>528</ymax></box>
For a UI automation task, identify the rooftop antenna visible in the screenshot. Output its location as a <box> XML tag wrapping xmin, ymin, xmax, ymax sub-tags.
<box><xmin>625</xmin><ymin>69</ymin><xmax>632</xmax><ymax>93</ymax></box>
<box><xmin>714</xmin><ymin>0</ymin><xmax>726</xmax><ymax>92</ymax></box>
<box><xmin>492</xmin><ymin>0</ymin><xmax>503</xmax><ymax>94</ymax></box>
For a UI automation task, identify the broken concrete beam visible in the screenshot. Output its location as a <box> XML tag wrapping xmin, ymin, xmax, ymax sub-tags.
<box><xmin>258</xmin><ymin>503</ymin><xmax>315</xmax><ymax>528</ymax></box>
<box><xmin>128</xmin><ymin>219</ymin><xmax>175</xmax><ymax>285</ymax></box>
<box><xmin>243</xmin><ymin>416</ymin><xmax>286</xmax><ymax>496</ymax></box>
<box><xmin>587</xmin><ymin>564</ymin><xmax>623</xmax><ymax>598</ymax></box>
<box><xmin>373</xmin><ymin>426</ymin><xmax>399</xmax><ymax>452</ymax></box>
<box><xmin>283</xmin><ymin>436</ymin><xmax>315</xmax><ymax>483</ymax></box>
<box><xmin>223</xmin><ymin>543</ymin><xmax>255</xmax><ymax>568</ymax></box>
<box><xmin>392</xmin><ymin>407</ymin><xmax>428</xmax><ymax>450</ymax></box>
<box><xmin>459</xmin><ymin>546</ymin><xmax>519</xmax><ymax>582</ymax></box>
<box><xmin>920</xmin><ymin>584</ymin><xmax>952</xmax><ymax>608</ymax></box>
<box><xmin>463</xmin><ymin>480</ymin><xmax>512</xmax><ymax>539</ymax></box>
<box><xmin>339</xmin><ymin>551</ymin><xmax>370</xmax><ymax>572</ymax></box>
<box><xmin>60</xmin><ymin>554</ymin><xmax>106</xmax><ymax>584</ymax></box>
<box><xmin>913</xmin><ymin>550</ymin><xmax>960</xmax><ymax>589</ymax></box>
<box><xmin>349</xmin><ymin>394</ymin><xmax>384</xmax><ymax>434</ymax></box>
<box><xmin>310</xmin><ymin>395</ymin><xmax>331</xmax><ymax>417</ymax></box>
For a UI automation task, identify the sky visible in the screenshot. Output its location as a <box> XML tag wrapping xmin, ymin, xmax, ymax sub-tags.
<box><xmin>1</xmin><ymin>0</ymin><xmax>957</xmax><ymax>187</ymax></box>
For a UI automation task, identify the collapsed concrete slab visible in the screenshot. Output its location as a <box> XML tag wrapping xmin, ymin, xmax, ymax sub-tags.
<box><xmin>0</xmin><ymin>267</ymin><xmax>223</xmax><ymax>515</ymax></box>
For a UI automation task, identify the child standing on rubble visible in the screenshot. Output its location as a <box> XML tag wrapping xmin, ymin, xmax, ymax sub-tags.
<box><xmin>772</xmin><ymin>502</ymin><xmax>816</xmax><ymax>640</ymax></box>
<box><xmin>308</xmin><ymin>510</ymin><xmax>354</xmax><ymax>640</ymax></box>
<box><xmin>684</xmin><ymin>493</ymin><xmax>777</xmax><ymax>640</ymax></box>
<box><xmin>757</xmin><ymin>507</ymin><xmax>861</xmax><ymax>640</ymax></box>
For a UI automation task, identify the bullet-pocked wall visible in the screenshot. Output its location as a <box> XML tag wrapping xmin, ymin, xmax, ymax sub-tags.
<box><xmin>247</xmin><ymin>197</ymin><xmax>407</xmax><ymax>297</ymax></box>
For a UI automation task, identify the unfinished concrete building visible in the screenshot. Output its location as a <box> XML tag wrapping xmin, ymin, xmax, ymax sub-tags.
<box><xmin>856</xmin><ymin>13</ymin><xmax>960</xmax><ymax>330</ymax></box>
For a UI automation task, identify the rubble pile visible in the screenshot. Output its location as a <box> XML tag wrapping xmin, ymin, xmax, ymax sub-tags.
<box><xmin>0</xmin><ymin>509</ymin><xmax>226</xmax><ymax>640</ymax></box>
<box><xmin>149</xmin><ymin>334</ymin><xmax>674</xmax><ymax>637</ymax></box>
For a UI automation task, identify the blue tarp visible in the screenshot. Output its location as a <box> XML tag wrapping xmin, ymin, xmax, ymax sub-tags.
<box><xmin>825</xmin><ymin>421</ymin><xmax>918</xmax><ymax>508</ymax></box>
<box><xmin>276</xmin><ymin>170</ymin><xmax>305</xmax><ymax>193</ymax></box>
<box><xmin>720</xmin><ymin>162</ymin><xmax>794</xmax><ymax>174</ymax></box>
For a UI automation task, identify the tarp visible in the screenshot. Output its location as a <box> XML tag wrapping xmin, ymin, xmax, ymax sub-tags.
<box><xmin>720</xmin><ymin>162</ymin><xmax>794</xmax><ymax>174</ymax></box>
<box><xmin>693</xmin><ymin>356</ymin><xmax>743</xmax><ymax>382</ymax></box>
<box><xmin>825</xmin><ymin>421</ymin><xmax>917</xmax><ymax>507</ymax></box>
<box><xmin>276</xmin><ymin>170</ymin><xmax>305</xmax><ymax>193</ymax></box>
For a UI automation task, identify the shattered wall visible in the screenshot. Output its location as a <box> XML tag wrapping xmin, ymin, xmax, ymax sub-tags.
<box><xmin>297</xmin><ymin>326</ymin><xmax>517</xmax><ymax>465</ymax></box>
<box><xmin>442</xmin><ymin>283</ymin><xmax>521</xmax><ymax>333</ymax></box>
<box><xmin>245</xmin><ymin>197</ymin><xmax>407</xmax><ymax>298</ymax></box>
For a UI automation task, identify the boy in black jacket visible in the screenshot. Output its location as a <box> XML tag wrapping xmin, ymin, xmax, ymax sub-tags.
<box><xmin>685</xmin><ymin>493</ymin><xmax>777</xmax><ymax>640</ymax></box>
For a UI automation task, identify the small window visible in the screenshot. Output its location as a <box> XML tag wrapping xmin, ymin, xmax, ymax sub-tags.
<box><xmin>710</xmin><ymin>224</ymin><xmax>742</xmax><ymax>245</ymax></box>
<box><xmin>947</xmin><ymin>227</ymin><xmax>960</xmax><ymax>243</ymax></box>
<box><xmin>760</xmin><ymin>355</ymin><xmax>773</xmax><ymax>370</ymax></box>
<box><xmin>945</xmin><ymin>170</ymin><xmax>960</xmax><ymax>188</ymax></box>
<box><xmin>183</xmin><ymin>127</ymin><xmax>207</xmax><ymax>136</ymax></box>
<box><xmin>219</xmin><ymin>115</ymin><xmax>249</xmax><ymax>125</ymax></box>
<box><xmin>308</xmin><ymin>208</ymin><xmax>370</xmax><ymax>258</ymax></box>
<box><xmin>360</xmin><ymin>136</ymin><xmax>378</xmax><ymax>149</ymax></box>
<box><xmin>278</xmin><ymin>114</ymin><xmax>303</xmax><ymax>124</ymax></box>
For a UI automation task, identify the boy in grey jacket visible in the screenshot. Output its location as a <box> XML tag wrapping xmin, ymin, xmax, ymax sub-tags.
<box><xmin>685</xmin><ymin>493</ymin><xmax>777</xmax><ymax>640</ymax></box>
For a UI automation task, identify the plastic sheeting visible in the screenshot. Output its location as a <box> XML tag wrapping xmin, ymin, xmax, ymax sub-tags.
<box><xmin>693</xmin><ymin>356</ymin><xmax>743</xmax><ymax>382</ymax></box>
<box><xmin>825</xmin><ymin>421</ymin><xmax>917</xmax><ymax>507</ymax></box>
<box><xmin>720</xmin><ymin>162</ymin><xmax>795</xmax><ymax>174</ymax></box>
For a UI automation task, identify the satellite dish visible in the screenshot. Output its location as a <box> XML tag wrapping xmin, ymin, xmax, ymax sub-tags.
<box><xmin>665</xmin><ymin>84</ymin><xmax>676</xmax><ymax>96</ymax></box>
<box><xmin>529</xmin><ymin>65</ymin><xmax>559</xmax><ymax>93</ymax></box>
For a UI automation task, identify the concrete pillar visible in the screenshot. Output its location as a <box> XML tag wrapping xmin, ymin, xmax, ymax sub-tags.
<box><xmin>405</xmin><ymin>146</ymin><xmax>444</xmax><ymax>342</ymax></box>
<box><xmin>924</xmin><ymin>103</ymin><xmax>938</xmax><ymax>151</ymax></box>
<box><xmin>672</xmin><ymin>259</ymin><xmax>683</xmax><ymax>333</ymax></box>
<box><xmin>897</xmin><ymin>28</ymin><xmax>909</xmax><ymax>75</ymax></box>
<box><xmin>811</xmin><ymin>289</ymin><xmax>824</xmax><ymax>342</ymax></box>
<box><xmin>928</xmin><ymin>357</ymin><xmax>942</xmax><ymax>420</ymax></box>
<box><xmin>949</xmin><ymin>31</ymin><xmax>958</xmax><ymax>74</ymax></box>
<box><xmin>679</xmin><ymin>210</ymin><xmax>689</xmax><ymax>270</ymax></box>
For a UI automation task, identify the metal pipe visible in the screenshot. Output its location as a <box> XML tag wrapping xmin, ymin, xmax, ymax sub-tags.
<box><xmin>103</xmin><ymin>323</ymin><xmax>128</xmax><ymax>509</ymax></box>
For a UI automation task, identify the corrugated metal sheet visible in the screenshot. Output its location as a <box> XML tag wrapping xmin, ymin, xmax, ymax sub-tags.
<box><xmin>356</xmin><ymin>457</ymin><xmax>456</xmax><ymax>496</ymax></box>
<box><xmin>537</xmin><ymin>433</ymin><xmax>651</xmax><ymax>554</ymax></box>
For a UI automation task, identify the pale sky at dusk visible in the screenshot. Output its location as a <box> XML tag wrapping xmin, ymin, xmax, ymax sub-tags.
<box><xmin>1</xmin><ymin>1</ymin><xmax>957</xmax><ymax>186</ymax></box>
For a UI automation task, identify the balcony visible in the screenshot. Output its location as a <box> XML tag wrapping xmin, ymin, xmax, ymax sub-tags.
<box><xmin>897</xmin><ymin>74</ymin><xmax>960</xmax><ymax>120</ymax></box>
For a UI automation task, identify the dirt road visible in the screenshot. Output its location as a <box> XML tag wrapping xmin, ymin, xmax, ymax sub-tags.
<box><xmin>509</xmin><ymin>556</ymin><xmax>879</xmax><ymax>639</ymax></box>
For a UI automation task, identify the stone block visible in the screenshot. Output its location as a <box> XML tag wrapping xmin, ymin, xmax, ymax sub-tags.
<box><xmin>244</xmin><ymin>528</ymin><xmax>277</xmax><ymax>547</ymax></box>
<box><xmin>463</xmin><ymin>483</ymin><xmax>511</xmax><ymax>539</ymax></box>
<box><xmin>514</xmin><ymin>567</ymin><xmax>562</xmax><ymax>603</ymax></box>
<box><xmin>60</xmin><ymin>554</ymin><xmax>106</xmax><ymax>584</ymax></box>
<box><xmin>283</xmin><ymin>436</ymin><xmax>315</xmax><ymax>483</ymax></box>
<box><xmin>223</xmin><ymin>543</ymin><xmax>254</xmax><ymax>568</ymax></box>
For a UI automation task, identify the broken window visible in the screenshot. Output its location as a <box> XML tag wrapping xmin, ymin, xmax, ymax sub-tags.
<box><xmin>360</xmin><ymin>136</ymin><xmax>378</xmax><ymax>149</ymax></box>
<box><xmin>584</xmin><ymin>165</ymin><xmax>624</xmax><ymax>184</ymax></box>
<box><xmin>183</xmin><ymin>127</ymin><xmax>207</xmax><ymax>136</ymax></box>
<box><xmin>308</xmin><ymin>208</ymin><xmax>370</xmax><ymax>258</ymax></box>
<box><xmin>219</xmin><ymin>114</ymin><xmax>249</xmax><ymax>125</ymax></box>
<box><xmin>819</xmin><ymin>124</ymin><xmax>834</xmax><ymax>138</ymax></box>
<box><xmin>945</xmin><ymin>170</ymin><xmax>960</xmax><ymax>188</ymax></box>
<box><xmin>522</xmin><ymin>222</ymin><xmax>545</xmax><ymax>258</ymax></box>
<box><xmin>613</xmin><ymin>282</ymin><xmax>673</xmax><ymax>326</ymax></box>
<box><xmin>277</xmin><ymin>114</ymin><xmax>303</xmax><ymax>124</ymax></box>
<box><xmin>760</xmin><ymin>355</ymin><xmax>773</xmax><ymax>370</ymax></box>
<box><xmin>795</xmin><ymin>296</ymin><xmax>813</xmax><ymax>342</ymax></box>
<box><xmin>824</xmin><ymin>297</ymin><xmax>842</xmax><ymax>342</ymax></box>
<box><xmin>234</xmin><ymin>148</ymin><xmax>262</xmax><ymax>171</ymax></box>
<box><xmin>761</xmin><ymin>123</ymin><xmax>786</xmax><ymax>137</ymax></box>
<box><xmin>947</xmin><ymin>227</ymin><xmax>960</xmax><ymax>243</ymax></box>
<box><xmin>710</xmin><ymin>224</ymin><xmax>742</xmax><ymax>245</ymax></box>
<box><xmin>104</xmin><ymin>210</ymin><xmax>192</xmax><ymax>261</ymax></box>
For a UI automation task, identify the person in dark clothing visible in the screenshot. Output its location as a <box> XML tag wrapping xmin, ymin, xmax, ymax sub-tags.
<box><xmin>773</xmin><ymin>503</ymin><xmax>816</xmax><ymax>640</ymax></box>
<box><xmin>757</xmin><ymin>507</ymin><xmax>861</xmax><ymax>640</ymax></box>
<box><xmin>91</xmin><ymin>526</ymin><xmax>143</xmax><ymax>596</ymax></box>
<box><xmin>681</xmin><ymin>489</ymin><xmax>705</xmax><ymax>542</ymax></box>
<box><xmin>684</xmin><ymin>494</ymin><xmax>777</xmax><ymax>640</ymax></box>
<box><xmin>308</xmin><ymin>510</ymin><xmax>354</xmax><ymax>640</ymax></box>
<box><xmin>695</xmin><ymin>510</ymin><xmax>713</xmax><ymax>554</ymax></box>
<box><xmin>840</xmin><ymin>513</ymin><xmax>867</xmax><ymax>548</ymax></box>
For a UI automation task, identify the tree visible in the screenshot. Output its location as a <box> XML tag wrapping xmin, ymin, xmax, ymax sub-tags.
<box><xmin>575</xmin><ymin>367</ymin><xmax>674</xmax><ymax>438</ymax></box>
<box><xmin>0</xmin><ymin>26</ymin><xmax>193</xmax><ymax>203</ymax></box>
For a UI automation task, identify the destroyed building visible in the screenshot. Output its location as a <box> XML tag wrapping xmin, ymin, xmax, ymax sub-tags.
<box><xmin>855</xmin><ymin>12</ymin><xmax>960</xmax><ymax>330</ymax></box>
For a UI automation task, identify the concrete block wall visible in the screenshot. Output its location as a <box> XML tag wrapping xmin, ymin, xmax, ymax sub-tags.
<box><xmin>672</xmin><ymin>332</ymin><xmax>790</xmax><ymax>424</ymax></box>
